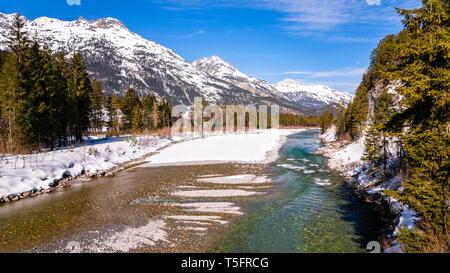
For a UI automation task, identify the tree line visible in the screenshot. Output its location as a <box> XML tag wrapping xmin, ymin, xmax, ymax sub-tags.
<box><xmin>0</xmin><ymin>14</ymin><xmax>172</xmax><ymax>154</ymax></box>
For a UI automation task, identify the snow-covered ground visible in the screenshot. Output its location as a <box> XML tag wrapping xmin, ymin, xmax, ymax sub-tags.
<box><xmin>144</xmin><ymin>129</ymin><xmax>303</xmax><ymax>166</ymax></box>
<box><xmin>0</xmin><ymin>135</ymin><xmax>178</xmax><ymax>199</ymax></box>
<box><xmin>0</xmin><ymin>129</ymin><xmax>302</xmax><ymax>201</ymax></box>
<box><xmin>317</xmin><ymin>127</ymin><xmax>418</xmax><ymax>252</ymax></box>
<box><xmin>317</xmin><ymin>127</ymin><xmax>365</xmax><ymax>176</ymax></box>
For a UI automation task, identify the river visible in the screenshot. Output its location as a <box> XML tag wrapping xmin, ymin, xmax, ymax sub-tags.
<box><xmin>0</xmin><ymin>129</ymin><xmax>381</xmax><ymax>253</ymax></box>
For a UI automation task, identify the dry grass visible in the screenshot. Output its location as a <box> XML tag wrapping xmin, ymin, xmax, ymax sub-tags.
<box><xmin>337</xmin><ymin>132</ymin><xmax>352</xmax><ymax>142</ymax></box>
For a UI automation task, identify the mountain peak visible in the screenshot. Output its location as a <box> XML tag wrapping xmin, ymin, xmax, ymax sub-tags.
<box><xmin>209</xmin><ymin>55</ymin><xmax>225</xmax><ymax>63</ymax></box>
<box><xmin>273</xmin><ymin>78</ymin><xmax>353</xmax><ymax>108</ymax></box>
<box><xmin>193</xmin><ymin>56</ymin><xmax>247</xmax><ymax>79</ymax></box>
<box><xmin>95</xmin><ymin>17</ymin><xmax>126</xmax><ymax>29</ymax></box>
<box><xmin>274</xmin><ymin>79</ymin><xmax>305</xmax><ymax>93</ymax></box>
<box><xmin>77</xmin><ymin>16</ymin><xmax>88</xmax><ymax>22</ymax></box>
<box><xmin>280</xmin><ymin>78</ymin><xmax>301</xmax><ymax>84</ymax></box>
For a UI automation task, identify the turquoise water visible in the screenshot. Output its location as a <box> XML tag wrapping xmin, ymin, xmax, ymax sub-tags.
<box><xmin>210</xmin><ymin>130</ymin><xmax>382</xmax><ymax>253</ymax></box>
<box><xmin>0</xmin><ymin>129</ymin><xmax>381</xmax><ymax>253</ymax></box>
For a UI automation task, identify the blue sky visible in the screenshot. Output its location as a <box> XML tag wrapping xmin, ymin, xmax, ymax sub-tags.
<box><xmin>2</xmin><ymin>0</ymin><xmax>421</xmax><ymax>93</ymax></box>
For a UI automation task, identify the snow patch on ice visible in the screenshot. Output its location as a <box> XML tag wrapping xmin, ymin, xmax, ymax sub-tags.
<box><xmin>197</xmin><ymin>174</ymin><xmax>271</xmax><ymax>185</ymax></box>
<box><xmin>87</xmin><ymin>219</ymin><xmax>168</xmax><ymax>252</ymax></box>
<box><xmin>173</xmin><ymin>202</ymin><xmax>243</xmax><ymax>215</ymax></box>
<box><xmin>172</xmin><ymin>189</ymin><xmax>261</xmax><ymax>198</ymax></box>
<box><xmin>144</xmin><ymin>129</ymin><xmax>304</xmax><ymax>165</ymax></box>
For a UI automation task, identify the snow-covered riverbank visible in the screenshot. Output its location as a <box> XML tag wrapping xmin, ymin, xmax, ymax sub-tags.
<box><xmin>144</xmin><ymin>129</ymin><xmax>304</xmax><ymax>166</ymax></box>
<box><xmin>0</xmin><ymin>135</ymin><xmax>174</xmax><ymax>201</ymax></box>
<box><xmin>0</xmin><ymin>129</ymin><xmax>303</xmax><ymax>203</ymax></box>
<box><xmin>316</xmin><ymin>126</ymin><xmax>418</xmax><ymax>252</ymax></box>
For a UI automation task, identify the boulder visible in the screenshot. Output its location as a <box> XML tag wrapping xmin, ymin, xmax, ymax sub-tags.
<box><xmin>105</xmin><ymin>172</ymin><xmax>115</xmax><ymax>177</ymax></box>
<box><xmin>62</xmin><ymin>170</ymin><xmax>71</xmax><ymax>178</ymax></box>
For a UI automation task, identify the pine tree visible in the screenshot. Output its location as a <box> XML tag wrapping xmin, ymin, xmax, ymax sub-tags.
<box><xmin>142</xmin><ymin>93</ymin><xmax>156</xmax><ymax>130</ymax></box>
<box><xmin>107</xmin><ymin>93</ymin><xmax>122</xmax><ymax>133</ymax></box>
<box><xmin>0</xmin><ymin>52</ymin><xmax>19</xmax><ymax>152</ymax></box>
<box><xmin>159</xmin><ymin>99</ymin><xmax>172</xmax><ymax>128</ymax></box>
<box><xmin>53</xmin><ymin>51</ymin><xmax>69</xmax><ymax>145</ymax></box>
<box><xmin>132</xmin><ymin>105</ymin><xmax>144</xmax><ymax>132</ymax></box>
<box><xmin>334</xmin><ymin>104</ymin><xmax>347</xmax><ymax>139</ymax></box>
<box><xmin>90</xmin><ymin>79</ymin><xmax>104</xmax><ymax>132</ymax></box>
<box><xmin>7</xmin><ymin>14</ymin><xmax>29</xmax><ymax>61</ymax></box>
<box><xmin>0</xmin><ymin>13</ymin><xmax>30</xmax><ymax>151</ymax></box>
<box><xmin>121</xmin><ymin>87</ymin><xmax>140</xmax><ymax>131</ymax></box>
<box><xmin>319</xmin><ymin>109</ymin><xmax>334</xmax><ymax>134</ymax></box>
<box><xmin>13</xmin><ymin>41</ymin><xmax>42</xmax><ymax>149</ymax></box>
<box><xmin>383</xmin><ymin>0</ymin><xmax>450</xmax><ymax>252</ymax></box>
<box><xmin>364</xmin><ymin>89</ymin><xmax>395</xmax><ymax>177</ymax></box>
<box><xmin>67</xmin><ymin>53</ymin><xmax>92</xmax><ymax>142</ymax></box>
<box><xmin>348</xmin><ymin>85</ymin><xmax>369</xmax><ymax>139</ymax></box>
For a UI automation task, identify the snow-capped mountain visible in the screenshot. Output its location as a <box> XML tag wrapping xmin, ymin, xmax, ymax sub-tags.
<box><xmin>0</xmin><ymin>12</ymin><xmax>350</xmax><ymax>114</ymax></box>
<box><xmin>193</xmin><ymin>56</ymin><xmax>289</xmax><ymax>100</ymax></box>
<box><xmin>274</xmin><ymin>79</ymin><xmax>353</xmax><ymax>109</ymax></box>
<box><xmin>0</xmin><ymin>13</ymin><xmax>301</xmax><ymax>112</ymax></box>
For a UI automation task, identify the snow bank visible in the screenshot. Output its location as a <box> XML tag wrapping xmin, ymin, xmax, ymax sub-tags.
<box><xmin>0</xmin><ymin>135</ymin><xmax>188</xmax><ymax>199</ymax></box>
<box><xmin>172</xmin><ymin>189</ymin><xmax>260</xmax><ymax>198</ymax></box>
<box><xmin>145</xmin><ymin>129</ymin><xmax>303</xmax><ymax>166</ymax></box>
<box><xmin>393</xmin><ymin>206</ymin><xmax>418</xmax><ymax>235</ymax></box>
<box><xmin>319</xmin><ymin>135</ymin><xmax>366</xmax><ymax>177</ymax></box>
<box><xmin>197</xmin><ymin>174</ymin><xmax>271</xmax><ymax>184</ymax></box>
<box><xmin>321</xmin><ymin>126</ymin><xmax>336</xmax><ymax>142</ymax></box>
<box><xmin>0</xmin><ymin>129</ymin><xmax>300</xmax><ymax>201</ymax></box>
<box><xmin>329</xmin><ymin>137</ymin><xmax>365</xmax><ymax>170</ymax></box>
<box><xmin>173</xmin><ymin>202</ymin><xmax>243</xmax><ymax>215</ymax></box>
<box><xmin>318</xmin><ymin>127</ymin><xmax>420</xmax><ymax>252</ymax></box>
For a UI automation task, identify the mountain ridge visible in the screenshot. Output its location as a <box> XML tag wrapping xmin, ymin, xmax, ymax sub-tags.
<box><xmin>273</xmin><ymin>78</ymin><xmax>353</xmax><ymax>109</ymax></box>
<box><xmin>0</xmin><ymin>12</ymin><xmax>352</xmax><ymax>114</ymax></box>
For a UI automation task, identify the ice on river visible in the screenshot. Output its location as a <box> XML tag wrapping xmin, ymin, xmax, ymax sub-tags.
<box><xmin>197</xmin><ymin>174</ymin><xmax>271</xmax><ymax>185</ymax></box>
<box><xmin>172</xmin><ymin>189</ymin><xmax>261</xmax><ymax>198</ymax></box>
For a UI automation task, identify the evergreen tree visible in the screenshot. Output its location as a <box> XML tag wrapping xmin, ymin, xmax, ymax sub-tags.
<box><xmin>364</xmin><ymin>89</ymin><xmax>395</xmax><ymax>177</ymax></box>
<box><xmin>132</xmin><ymin>105</ymin><xmax>144</xmax><ymax>132</ymax></box>
<box><xmin>121</xmin><ymin>87</ymin><xmax>140</xmax><ymax>131</ymax></box>
<box><xmin>384</xmin><ymin>0</ymin><xmax>450</xmax><ymax>252</ymax></box>
<box><xmin>7</xmin><ymin>14</ymin><xmax>29</xmax><ymax>61</ymax></box>
<box><xmin>319</xmin><ymin>109</ymin><xmax>334</xmax><ymax>134</ymax></box>
<box><xmin>90</xmin><ymin>79</ymin><xmax>104</xmax><ymax>132</ymax></box>
<box><xmin>142</xmin><ymin>93</ymin><xmax>157</xmax><ymax>130</ymax></box>
<box><xmin>13</xmin><ymin>41</ymin><xmax>42</xmax><ymax>149</ymax></box>
<box><xmin>107</xmin><ymin>93</ymin><xmax>122</xmax><ymax>133</ymax></box>
<box><xmin>334</xmin><ymin>104</ymin><xmax>347</xmax><ymax>139</ymax></box>
<box><xmin>67</xmin><ymin>53</ymin><xmax>92</xmax><ymax>142</ymax></box>
<box><xmin>0</xmin><ymin>52</ymin><xmax>19</xmax><ymax>152</ymax></box>
<box><xmin>159</xmin><ymin>99</ymin><xmax>172</xmax><ymax>128</ymax></box>
<box><xmin>53</xmin><ymin>51</ymin><xmax>69</xmax><ymax>144</ymax></box>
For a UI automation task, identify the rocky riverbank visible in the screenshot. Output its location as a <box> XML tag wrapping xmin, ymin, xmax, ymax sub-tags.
<box><xmin>315</xmin><ymin>127</ymin><xmax>414</xmax><ymax>252</ymax></box>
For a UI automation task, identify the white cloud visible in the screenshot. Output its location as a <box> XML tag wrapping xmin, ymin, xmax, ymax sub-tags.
<box><xmin>66</xmin><ymin>0</ymin><xmax>81</xmax><ymax>6</ymax></box>
<box><xmin>277</xmin><ymin>67</ymin><xmax>367</xmax><ymax>78</ymax></box>
<box><xmin>177</xmin><ymin>30</ymin><xmax>206</xmax><ymax>39</ymax></box>
<box><xmin>367</xmin><ymin>0</ymin><xmax>382</xmax><ymax>5</ymax></box>
<box><xmin>160</xmin><ymin>0</ymin><xmax>422</xmax><ymax>34</ymax></box>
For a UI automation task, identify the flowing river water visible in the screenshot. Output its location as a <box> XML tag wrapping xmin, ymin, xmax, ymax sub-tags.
<box><xmin>0</xmin><ymin>130</ymin><xmax>381</xmax><ymax>253</ymax></box>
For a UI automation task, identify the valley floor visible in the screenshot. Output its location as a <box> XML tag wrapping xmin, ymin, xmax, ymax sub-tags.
<box><xmin>0</xmin><ymin>129</ymin><xmax>302</xmax><ymax>204</ymax></box>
